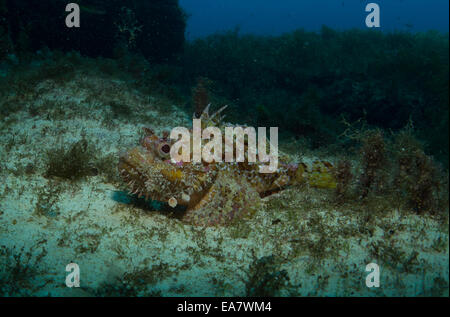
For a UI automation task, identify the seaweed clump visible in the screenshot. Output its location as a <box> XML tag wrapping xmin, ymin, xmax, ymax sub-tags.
<box><xmin>45</xmin><ymin>137</ymin><xmax>98</xmax><ymax>181</ymax></box>
<box><xmin>393</xmin><ymin>131</ymin><xmax>446</xmax><ymax>215</ymax></box>
<box><xmin>192</xmin><ymin>77</ymin><xmax>211</xmax><ymax>118</ymax></box>
<box><xmin>0</xmin><ymin>245</ymin><xmax>48</xmax><ymax>296</ymax></box>
<box><xmin>353</xmin><ymin>125</ymin><xmax>448</xmax><ymax>215</ymax></box>
<box><xmin>358</xmin><ymin>130</ymin><xmax>387</xmax><ymax>198</ymax></box>
<box><xmin>333</xmin><ymin>159</ymin><xmax>353</xmax><ymax>203</ymax></box>
<box><xmin>339</xmin><ymin>120</ymin><xmax>447</xmax><ymax>216</ymax></box>
<box><xmin>245</xmin><ymin>255</ymin><xmax>289</xmax><ymax>297</ymax></box>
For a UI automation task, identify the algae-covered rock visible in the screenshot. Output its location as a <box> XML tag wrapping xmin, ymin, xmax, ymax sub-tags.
<box><xmin>3</xmin><ymin>0</ymin><xmax>186</xmax><ymax>62</ymax></box>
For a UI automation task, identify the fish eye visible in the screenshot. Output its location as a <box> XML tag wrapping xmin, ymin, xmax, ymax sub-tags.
<box><xmin>158</xmin><ymin>143</ymin><xmax>171</xmax><ymax>157</ymax></box>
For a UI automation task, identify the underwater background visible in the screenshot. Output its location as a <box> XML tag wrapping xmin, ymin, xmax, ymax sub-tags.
<box><xmin>0</xmin><ymin>0</ymin><xmax>448</xmax><ymax>297</ymax></box>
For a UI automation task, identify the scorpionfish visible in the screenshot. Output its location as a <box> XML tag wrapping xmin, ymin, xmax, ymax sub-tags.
<box><xmin>118</xmin><ymin>105</ymin><xmax>337</xmax><ymax>226</ymax></box>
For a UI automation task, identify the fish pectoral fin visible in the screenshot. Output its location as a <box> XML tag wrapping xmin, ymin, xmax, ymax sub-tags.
<box><xmin>187</xmin><ymin>188</ymin><xmax>213</xmax><ymax>211</ymax></box>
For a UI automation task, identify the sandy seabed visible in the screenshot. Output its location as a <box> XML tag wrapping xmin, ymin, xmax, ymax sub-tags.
<box><xmin>0</xmin><ymin>67</ymin><xmax>448</xmax><ymax>297</ymax></box>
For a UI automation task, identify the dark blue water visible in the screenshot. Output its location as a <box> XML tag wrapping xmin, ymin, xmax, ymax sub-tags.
<box><xmin>180</xmin><ymin>0</ymin><xmax>449</xmax><ymax>40</ymax></box>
